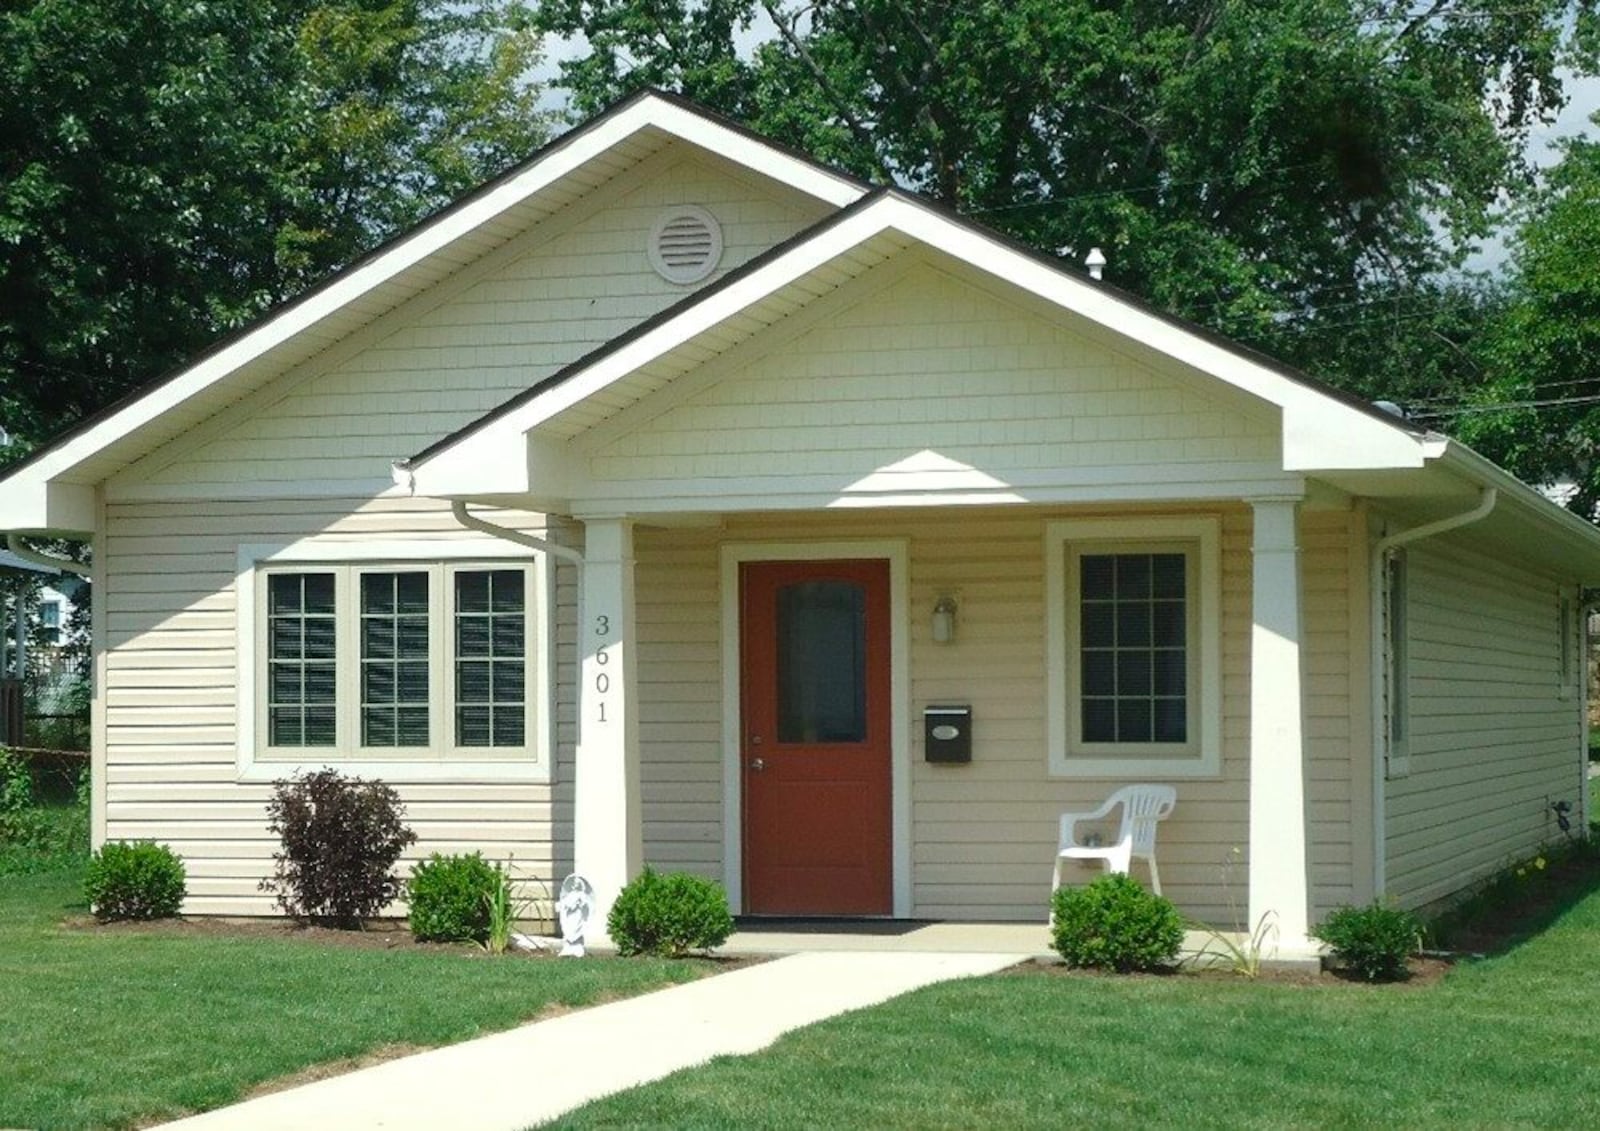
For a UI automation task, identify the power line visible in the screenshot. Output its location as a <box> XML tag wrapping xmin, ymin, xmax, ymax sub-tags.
<box><xmin>966</xmin><ymin>162</ymin><xmax>1325</xmax><ymax>216</ymax></box>
<box><xmin>1412</xmin><ymin>394</ymin><xmax>1600</xmax><ymax>418</ymax></box>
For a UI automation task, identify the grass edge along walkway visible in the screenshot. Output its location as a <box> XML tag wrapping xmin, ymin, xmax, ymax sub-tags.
<box><xmin>548</xmin><ymin>867</ymin><xmax>1600</xmax><ymax>1130</ymax></box>
<box><xmin>0</xmin><ymin>866</ymin><xmax>714</xmax><ymax>1131</ymax></box>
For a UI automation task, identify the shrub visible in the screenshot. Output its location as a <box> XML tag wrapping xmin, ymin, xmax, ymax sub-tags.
<box><xmin>1050</xmin><ymin>873</ymin><xmax>1184</xmax><ymax>972</ymax></box>
<box><xmin>407</xmin><ymin>852</ymin><xmax>507</xmax><ymax>943</ymax></box>
<box><xmin>1314</xmin><ymin>903</ymin><xmax>1419</xmax><ymax>982</ymax></box>
<box><xmin>84</xmin><ymin>841</ymin><xmax>186</xmax><ymax>920</ymax></box>
<box><xmin>0</xmin><ymin>747</ymin><xmax>32</xmax><ymax>820</ymax></box>
<box><xmin>607</xmin><ymin>867</ymin><xmax>735</xmax><ymax>957</ymax></box>
<box><xmin>261</xmin><ymin>769</ymin><xmax>416</xmax><ymax>927</ymax></box>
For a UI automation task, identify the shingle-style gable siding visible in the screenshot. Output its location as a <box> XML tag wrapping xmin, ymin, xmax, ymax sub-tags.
<box><xmin>1385</xmin><ymin>531</ymin><xmax>1584</xmax><ymax>908</ymax></box>
<box><xmin>113</xmin><ymin>147</ymin><xmax>830</xmax><ymax>496</ymax></box>
<box><xmin>583</xmin><ymin>262</ymin><xmax>1294</xmax><ymax>502</ymax></box>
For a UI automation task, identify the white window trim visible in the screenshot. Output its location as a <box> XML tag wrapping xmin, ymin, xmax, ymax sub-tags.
<box><xmin>236</xmin><ymin>539</ymin><xmax>553</xmax><ymax>783</ymax></box>
<box><xmin>1046</xmin><ymin>516</ymin><xmax>1222</xmax><ymax>779</ymax></box>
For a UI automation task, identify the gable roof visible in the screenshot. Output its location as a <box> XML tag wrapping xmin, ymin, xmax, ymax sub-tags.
<box><xmin>4</xmin><ymin>89</ymin><xmax>1598</xmax><ymax>575</ymax></box>
<box><xmin>397</xmin><ymin>185</ymin><xmax>1428</xmax><ymax>499</ymax></box>
<box><xmin>0</xmin><ymin>88</ymin><xmax>868</xmax><ymax>533</ymax></box>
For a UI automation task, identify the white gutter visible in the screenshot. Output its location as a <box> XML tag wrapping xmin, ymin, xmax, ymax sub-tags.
<box><xmin>1374</xmin><ymin>486</ymin><xmax>1498</xmax><ymax>558</ymax></box>
<box><xmin>5</xmin><ymin>534</ymin><xmax>90</xmax><ymax>577</ymax></box>
<box><xmin>449</xmin><ymin>501</ymin><xmax>584</xmax><ymax>570</ymax></box>
<box><xmin>1370</xmin><ymin>486</ymin><xmax>1497</xmax><ymax>902</ymax></box>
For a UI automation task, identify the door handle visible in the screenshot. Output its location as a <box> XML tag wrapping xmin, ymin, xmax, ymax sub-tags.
<box><xmin>749</xmin><ymin>757</ymin><xmax>766</xmax><ymax>772</ymax></box>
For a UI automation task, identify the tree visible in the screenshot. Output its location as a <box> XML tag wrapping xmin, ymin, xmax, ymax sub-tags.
<box><xmin>1455</xmin><ymin>124</ymin><xmax>1600</xmax><ymax>516</ymax></box>
<box><xmin>536</xmin><ymin>0</ymin><xmax>1594</xmax><ymax>401</ymax></box>
<box><xmin>0</xmin><ymin>0</ymin><xmax>549</xmax><ymax>458</ymax></box>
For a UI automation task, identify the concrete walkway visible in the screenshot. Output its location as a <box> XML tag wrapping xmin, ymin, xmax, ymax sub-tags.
<box><xmin>156</xmin><ymin>949</ymin><xmax>1023</xmax><ymax>1131</ymax></box>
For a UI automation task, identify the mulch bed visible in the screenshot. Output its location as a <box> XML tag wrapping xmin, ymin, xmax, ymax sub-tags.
<box><xmin>1006</xmin><ymin>954</ymin><xmax>1454</xmax><ymax>988</ymax></box>
<box><xmin>63</xmin><ymin>912</ymin><xmax>754</xmax><ymax>966</ymax></box>
<box><xmin>1011</xmin><ymin>855</ymin><xmax>1600</xmax><ymax>988</ymax></box>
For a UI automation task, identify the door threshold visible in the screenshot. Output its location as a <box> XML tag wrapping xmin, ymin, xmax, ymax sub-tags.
<box><xmin>733</xmin><ymin>916</ymin><xmax>930</xmax><ymax>936</ymax></box>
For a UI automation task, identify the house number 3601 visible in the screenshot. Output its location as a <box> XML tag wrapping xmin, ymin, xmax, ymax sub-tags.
<box><xmin>594</xmin><ymin>614</ymin><xmax>611</xmax><ymax>722</ymax></box>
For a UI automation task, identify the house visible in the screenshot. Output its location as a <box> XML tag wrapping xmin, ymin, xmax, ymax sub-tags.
<box><xmin>1</xmin><ymin>547</ymin><xmax>63</xmax><ymax>744</ymax></box>
<box><xmin>1</xmin><ymin>91</ymin><xmax>1593</xmax><ymax>953</ymax></box>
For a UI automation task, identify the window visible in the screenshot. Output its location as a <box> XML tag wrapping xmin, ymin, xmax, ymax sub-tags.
<box><xmin>453</xmin><ymin>569</ymin><xmax>527</xmax><ymax>748</ymax></box>
<box><xmin>1559</xmin><ymin>591</ymin><xmax>1576</xmax><ymax>701</ymax></box>
<box><xmin>1382</xmin><ymin>550</ymin><xmax>1409</xmax><ymax>778</ymax></box>
<box><xmin>267</xmin><ymin>572</ymin><xmax>337</xmax><ymax>747</ymax></box>
<box><xmin>39</xmin><ymin>599</ymin><xmax>63</xmax><ymax>644</ymax></box>
<box><xmin>1046</xmin><ymin>517</ymin><xmax>1221</xmax><ymax>778</ymax></box>
<box><xmin>243</xmin><ymin>546</ymin><xmax>550</xmax><ymax>779</ymax></box>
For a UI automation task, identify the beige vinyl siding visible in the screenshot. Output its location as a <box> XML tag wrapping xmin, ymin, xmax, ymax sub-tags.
<box><xmin>117</xmin><ymin>148</ymin><xmax>829</xmax><ymax>494</ymax></box>
<box><xmin>585</xmin><ymin>261</ymin><xmax>1292</xmax><ymax>501</ymax></box>
<box><xmin>1384</xmin><ymin>531</ymin><xmax>1583</xmax><ymax>908</ymax></box>
<box><xmin>102</xmin><ymin>496</ymin><xmax>577</xmax><ymax>916</ymax></box>
<box><xmin>634</xmin><ymin>505</ymin><xmax>1360</xmax><ymax>924</ymax></box>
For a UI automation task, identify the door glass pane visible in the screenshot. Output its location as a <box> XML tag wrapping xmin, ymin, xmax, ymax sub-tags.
<box><xmin>776</xmin><ymin>581</ymin><xmax>866</xmax><ymax>744</ymax></box>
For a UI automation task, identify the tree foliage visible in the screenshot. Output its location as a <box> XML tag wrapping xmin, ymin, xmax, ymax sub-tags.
<box><xmin>0</xmin><ymin>0</ymin><xmax>549</xmax><ymax>457</ymax></box>
<box><xmin>537</xmin><ymin>1</ymin><xmax>1590</xmax><ymax>331</ymax></box>
<box><xmin>537</xmin><ymin>0</ymin><xmax>1599</xmax><ymax>494</ymax></box>
<box><xmin>1456</xmin><ymin>124</ymin><xmax>1600</xmax><ymax>516</ymax></box>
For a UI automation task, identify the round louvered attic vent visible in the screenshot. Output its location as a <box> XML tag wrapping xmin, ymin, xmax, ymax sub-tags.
<box><xmin>648</xmin><ymin>206</ymin><xmax>723</xmax><ymax>284</ymax></box>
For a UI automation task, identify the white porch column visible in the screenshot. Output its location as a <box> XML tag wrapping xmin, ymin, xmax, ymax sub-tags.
<box><xmin>1247</xmin><ymin>498</ymin><xmax>1312</xmax><ymax>953</ymax></box>
<box><xmin>573</xmin><ymin>517</ymin><xmax>642</xmax><ymax>940</ymax></box>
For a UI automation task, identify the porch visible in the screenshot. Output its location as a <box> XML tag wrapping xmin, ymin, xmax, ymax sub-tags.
<box><xmin>557</xmin><ymin>500</ymin><xmax>1359</xmax><ymax>958</ymax></box>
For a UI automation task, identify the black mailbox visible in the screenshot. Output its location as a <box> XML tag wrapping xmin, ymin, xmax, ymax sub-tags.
<box><xmin>924</xmin><ymin>705</ymin><xmax>972</xmax><ymax>763</ymax></box>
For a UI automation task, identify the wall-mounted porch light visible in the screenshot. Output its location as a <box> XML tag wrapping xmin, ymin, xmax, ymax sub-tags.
<box><xmin>932</xmin><ymin>595</ymin><xmax>958</xmax><ymax>644</ymax></box>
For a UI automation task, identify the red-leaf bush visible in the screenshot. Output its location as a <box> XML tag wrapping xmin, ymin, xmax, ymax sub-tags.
<box><xmin>261</xmin><ymin>769</ymin><xmax>416</xmax><ymax>927</ymax></box>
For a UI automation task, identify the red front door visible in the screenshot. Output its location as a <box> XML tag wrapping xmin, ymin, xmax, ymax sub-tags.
<box><xmin>740</xmin><ymin>559</ymin><xmax>892</xmax><ymax>916</ymax></box>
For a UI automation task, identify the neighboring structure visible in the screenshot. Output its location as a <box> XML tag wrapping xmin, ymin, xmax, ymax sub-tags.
<box><xmin>1</xmin><ymin>548</ymin><xmax>61</xmax><ymax>744</ymax></box>
<box><xmin>0</xmin><ymin>92</ymin><xmax>1592</xmax><ymax>952</ymax></box>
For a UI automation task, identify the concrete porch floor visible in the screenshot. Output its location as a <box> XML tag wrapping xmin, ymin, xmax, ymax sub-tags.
<box><xmin>720</xmin><ymin>921</ymin><xmax>1239</xmax><ymax>963</ymax></box>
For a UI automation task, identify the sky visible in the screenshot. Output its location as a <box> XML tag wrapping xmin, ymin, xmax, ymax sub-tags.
<box><xmin>1463</xmin><ymin>70</ymin><xmax>1600</xmax><ymax>272</ymax></box>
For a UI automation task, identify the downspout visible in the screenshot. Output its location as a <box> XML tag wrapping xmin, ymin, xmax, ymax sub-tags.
<box><xmin>6</xmin><ymin>534</ymin><xmax>90</xmax><ymax>577</ymax></box>
<box><xmin>1370</xmin><ymin>487</ymin><xmax>1498</xmax><ymax>901</ymax></box>
<box><xmin>448</xmin><ymin>500</ymin><xmax>585</xmax><ymax>572</ymax></box>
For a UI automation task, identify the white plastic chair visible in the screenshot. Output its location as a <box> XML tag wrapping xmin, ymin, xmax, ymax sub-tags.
<box><xmin>1051</xmin><ymin>784</ymin><xmax>1177</xmax><ymax>904</ymax></box>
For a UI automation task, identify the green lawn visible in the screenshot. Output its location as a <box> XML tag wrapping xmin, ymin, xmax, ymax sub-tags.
<box><xmin>0</xmin><ymin>865</ymin><xmax>711</xmax><ymax>1131</ymax></box>
<box><xmin>551</xmin><ymin>873</ymin><xmax>1600</xmax><ymax>1130</ymax></box>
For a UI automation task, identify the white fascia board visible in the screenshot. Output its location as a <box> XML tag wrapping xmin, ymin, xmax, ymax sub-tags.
<box><xmin>0</xmin><ymin>480</ymin><xmax>95</xmax><ymax>536</ymax></box>
<box><xmin>1434</xmin><ymin>438</ymin><xmax>1600</xmax><ymax>561</ymax></box>
<box><xmin>8</xmin><ymin>94</ymin><xmax>866</xmax><ymax>504</ymax></box>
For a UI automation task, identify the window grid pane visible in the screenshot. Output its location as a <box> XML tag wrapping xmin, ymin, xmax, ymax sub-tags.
<box><xmin>1080</xmin><ymin>552</ymin><xmax>1187</xmax><ymax>745</ymax></box>
<box><xmin>267</xmin><ymin>573</ymin><xmax>337</xmax><ymax>746</ymax></box>
<box><xmin>455</xmin><ymin>570</ymin><xmax>525</xmax><ymax>747</ymax></box>
<box><xmin>362</xmin><ymin>572</ymin><xmax>430</xmax><ymax>747</ymax></box>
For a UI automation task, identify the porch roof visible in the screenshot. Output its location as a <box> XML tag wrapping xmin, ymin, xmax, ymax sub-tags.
<box><xmin>397</xmin><ymin>188</ymin><xmax>1432</xmax><ymax>507</ymax></box>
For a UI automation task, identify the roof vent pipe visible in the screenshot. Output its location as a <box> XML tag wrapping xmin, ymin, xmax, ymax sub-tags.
<box><xmin>1085</xmin><ymin>247</ymin><xmax>1107</xmax><ymax>281</ymax></box>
